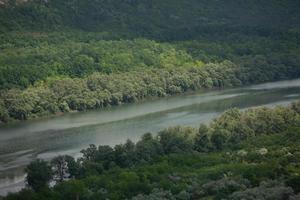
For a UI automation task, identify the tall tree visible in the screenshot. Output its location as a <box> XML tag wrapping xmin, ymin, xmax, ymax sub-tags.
<box><xmin>25</xmin><ymin>159</ymin><xmax>52</xmax><ymax>192</ymax></box>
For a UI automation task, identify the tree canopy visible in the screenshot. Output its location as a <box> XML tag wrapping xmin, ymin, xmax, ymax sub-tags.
<box><xmin>3</xmin><ymin>102</ymin><xmax>300</xmax><ymax>200</ymax></box>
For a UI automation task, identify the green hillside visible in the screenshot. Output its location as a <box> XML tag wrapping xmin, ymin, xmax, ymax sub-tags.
<box><xmin>1</xmin><ymin>2</ymin><xmax>300</xmax><ymax>199</ymax></box>
<box><xmin>1</xmin><ymin>0</ymin><xmax>300</xmax><ymax>38</ymax></box>
<box><xmin>0</xmin><ymin>0</ymin><xmax>300</xmax><ymax>123</ymax></box>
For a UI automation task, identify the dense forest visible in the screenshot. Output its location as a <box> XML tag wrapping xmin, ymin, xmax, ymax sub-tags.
<box><xmin>2</xmin><ymin>102</ymin><xmax>300</xmax><ymax>200</ymax></box>
<box><xmin>1</xmin><ymin>0</ymin><xmax>300</xmax><ymax>123</ymax></box>
<box><xmin>1</xmin><ymin>1</ymin><xmax>300</xmax><ymax>199</ymax></box>
<box><xmin>1</xmin><ymin>0</ymin><xmax>300</xmax><ymax>36</ymax></box>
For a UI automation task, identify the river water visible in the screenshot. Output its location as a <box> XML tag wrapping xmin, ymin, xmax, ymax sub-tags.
<box><xmin>0</xmin><ymin>79</ymin><xmax>300</xmax><ymax>196</ymax></box>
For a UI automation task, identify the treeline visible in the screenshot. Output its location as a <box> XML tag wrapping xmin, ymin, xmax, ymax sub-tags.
<box><xmin>2</xmin><ymin>59</ymin><xmax>300</xmax><ymax>123</ymax></box>
<box><xmin>3</xmin><ymin>102</ymin><xmax>300</xmax><ymax>199</ymax></box>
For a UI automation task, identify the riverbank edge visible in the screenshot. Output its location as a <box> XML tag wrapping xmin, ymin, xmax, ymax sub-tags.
<box><xmin>1</xmin><ymin>76</ymin><xmax>299</xmax><ymax>127</ymax></box>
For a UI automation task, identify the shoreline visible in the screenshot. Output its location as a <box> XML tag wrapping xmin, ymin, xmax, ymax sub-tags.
<box><xmin>0</xmin><ymin>79</ymin><xmax>300</xmax><ymax>197</ymax></box>
<box><xmin>1</xmin><ymin>77</ymin><xmax>300</xmax><ymax>127</ymax></box>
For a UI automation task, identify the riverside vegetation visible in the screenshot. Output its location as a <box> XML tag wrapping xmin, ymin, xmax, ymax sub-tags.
<box><xmin>1</xmin><ymin>1</ymin><xmax>300</xmax><ymax>199</ymax></box>
<box><xmin>2</xmin><ymin>102</ymin><xmax>300</xmax><ymax>200</ymax></box>
<box><xmin>1</xmin><ymin>0</ymin><xmax>300</xmax><ymax>123</ymax></box>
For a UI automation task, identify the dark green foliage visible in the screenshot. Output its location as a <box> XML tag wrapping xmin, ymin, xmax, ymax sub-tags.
<box><xmin>158</xmin><ymin>126</ymin><xmax>195</xmax><ymax>154</ymax></box>
<box><xmin>0</xmin><ymin>99</ymin><xmax>9</xmax><ymax>122</ymax></box>
<box><xmin>25</xmin><ymin>159</ymin><xmax>52</xmax><ymax>192</ymax></box>
<box><xmin>201</xmin><ymin>177</ymin><xmax>250</xmax><ymax>199</ymax></box>
<box><xmin>230</xmin><ymin>181</ymin><xmax>295</xmax><ymax>200</ymax></box>
<box><xmin>51</xmin><ymin>155</ymin><xmax>77</xmax><ymax>182</ymax></box>
<box><xmin>1</xmin><ymin>62</ymin><xmax>260</xmax><ymax>123</ymax></box>
<box><xmin>4</xmin><ymin>189</ymin><xmax>36</xmax><ymax>200</ymax></box>
<box><xmin>287</xmin><ymin>176</ymin><xmax>300</xmax><ymax>194</ymax></box>
<box><xmin>1</xmin><ymin>0</ymin><xmax>300</xmax><ymax>199</ymax></box>
<box><xmin>70</xmin><ymin>55</ymin><xmax>95</xmax><ymax>77</ymax></box>
<box><xmin>194</xmin><ymin>124</ymin><xmax>211</xmax><ymax>152</ymax></box>
<box><xmin>53</xmin><ymin>180</ymin><xmax>86</xmax><ymax>200</ymax></box>
<box><xmin>0</xmin><ymin>39</ymin><xmax>201</xmax><ymax>89</ymax></box>
<box><xmin>0</xmin><ymin>34</ymin><xmax>300</xmax><ymax>91</ymax></box>
<box><xmin>1</xmin><ymin>0</ymin><xmax>300</xmax><ymax>38</ymax></box>
<box><xmin>136</xmin><ymin>133</ymin><xmax>163</xmax><ymax>162</ymax></box>
<box><xmin>0</xmin><ymin>39</ymin><xmax>299</xmax><ymax>123</ymax></box>
<box><xmin>5</xmin><ymin>103</ymin><xmax>300</xmax><ymax>200</ymax></box>
<box><xmin>0</xmin><ymin>1</ymin><xmax>300</xmax><ymax>123</ymax></box>
<box><xmin>114</xmin><ymin>140</ymin><xmax>136</xmax><ymax>168</ymax></box>
<box><xmin>131</xmin><ymin>189</ymin><xmax>175</xmax><ymax>200</ymax></box>
<box><xmin>210</xmin><ymin>131</ymin><xmax>227</xmax><ymax>151</ymax></box>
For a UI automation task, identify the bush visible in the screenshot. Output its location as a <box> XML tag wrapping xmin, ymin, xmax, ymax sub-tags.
<box><xmin>158</xmin><ymin>126</ymin><xmax>195</xmax><ymax>154</ymax></box>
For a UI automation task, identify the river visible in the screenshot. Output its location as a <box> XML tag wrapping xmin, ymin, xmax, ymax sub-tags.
<box><xmin>0</xmin><ymin>78</ymin><xmax>300</xmax><ymax>196</ymax></box>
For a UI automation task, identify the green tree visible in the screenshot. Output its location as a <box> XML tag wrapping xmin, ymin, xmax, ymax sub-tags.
<box><xmin>158</xmin><ymin>126</ymin><xmax>195</xmax><ymax>154</ymax></box>
<box><xmin>194</xmin><ymin>124</ymin><xmax>211</xmax><ymax>152</ymax></box>
<box><xmin>25</xmin><ymin>159</ymin><xmax>52</xmax><ymax>192</ymax></box>
<box><xmin>51</xmin><ymin>155</ymin><xmax>76</xmax><ymax>182</ymax></box>
<box><xmin>0</xmin><ymin>99</ymin><xmax>9</xmax><ymax>122</ymax></box>
<box><xmin>95</xmin><ymin>145</ymin><xmax>115</xmax><ymax>169</ymax></box>
<box><xmin>211</xmin><ymin>130</ymin><xmax>227</xmax><ymax>151</ymax></box>
<box><xmin>114</xmin><ymin>139</ymin><xmax>136</xmax><ymax>167</ymax></box>
<box><xmin>80</xmin><ymin>144</ymin><xmax>98</xmax><ymax>162</ymax></box>
<box><xmin>54</xmin><ymin>180</ymin><xmax>86</xmax><ymax>200</ymax></box>
<box><xmin>71</xmin><ymin>55</ymin><xmax>95</xmax><ymax>77</ymax></box>
<box><xmin>136</xmin><ymin>133</ymin><xmax>163</xmax><ymax>162</ymax></box>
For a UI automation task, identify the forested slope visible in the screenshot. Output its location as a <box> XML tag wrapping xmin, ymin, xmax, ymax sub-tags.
<box><xmin>1</xmin><ymin>0</ymin><xmax>300</xmax><ymax>37</ymax></box>
<box><xmin>0</xmin><ymin>0</ymin><xmax>300</xmax><ymax>123</ymax></box>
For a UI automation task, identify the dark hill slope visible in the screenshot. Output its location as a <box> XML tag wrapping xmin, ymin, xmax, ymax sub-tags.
<box><xmin>1</xmin><ymin>0</ymin><xmax>300</xmax><ymax>39</ymax></box>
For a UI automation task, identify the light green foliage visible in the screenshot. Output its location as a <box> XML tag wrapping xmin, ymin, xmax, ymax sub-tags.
<box><xmin>210</xmin><ymin>105</ymin><xmax>300</xmax><ymax>145</ymax></box>
<box><xmin>2</xmin><ymin>49</ymin><xmax>296</xmax><ymax>123</ymax></box>
<box><xmin>0</xmin><ymin>1</ymin><xmax>300</xmax><ymax>123</ymax></box>
<box><xmin>0</xmin><ymin>39</ymin><xmax>202</xmax><ymax>89</ymax></box>
<box><xmin>1</xmin><ymin>62</ymin><xmax>249</xmax><ymax>122</ymax></box>
<box><xmin>1</xmin><ymin>0</ymin><xmax>300</xmax><ymax>199</ymax></box>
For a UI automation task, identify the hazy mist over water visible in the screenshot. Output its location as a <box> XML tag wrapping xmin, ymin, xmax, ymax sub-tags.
<box><xmin>0</xmin><ymin>78</ymin><xmax>300</xmax><ymax>196</ymax></box>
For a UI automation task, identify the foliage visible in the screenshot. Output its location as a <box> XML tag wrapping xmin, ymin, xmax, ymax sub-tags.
<box><xmin>3</xmin><ymin>103</ymin><xmax>300</xmax><ymax>200</ymax></box>
<box><xmin>230</xmin><ymin>180</ymin><xmax>295</xmax><ymax>200</ymax></box>
<box><xmin>158</xmin><ymin>126</ymin><xmax>195</xmax><ymax>154</ymax></box>
<box><xmin>51</xmin><ymin>155</ymin><xmax>77</xmax><ymax>182</ymax></box>
<box><xmin>131</xmin><ymin>189</ymin><xmax>175</xmax><ymax>200</ymax></box>
<box><xmin>1</xmin><ymin>59</ymin><xmax>299</xmax><ymax>123</ymax></box>
<box><xmin>0</xmin><ymin>0</ymin><xmax>300</xmax><ymax>38</ymax></box>
<box><xmin>24</xmin><ymin>159</ymin><xmax>52</xmax><ymax>192</ymax></box>
<box><xmin>0</xmin><ymin>1</ymin><xmax>300</xmax><ymax>123</ymax></box>
<box><xmin>1</xmin><ymin>0</ymin><xmax>300</xmax><ymax>198</ymax></box>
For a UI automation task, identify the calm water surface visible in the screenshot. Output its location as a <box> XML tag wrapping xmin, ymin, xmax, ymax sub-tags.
<box><xmin>0</xmin><ymin>79</ymin><xmax>300</xmax><ymax>196</ymax></box>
